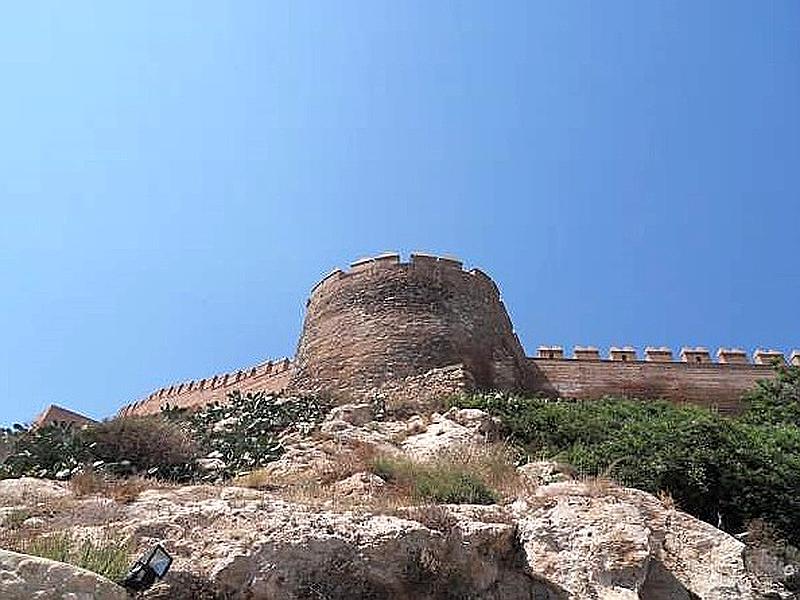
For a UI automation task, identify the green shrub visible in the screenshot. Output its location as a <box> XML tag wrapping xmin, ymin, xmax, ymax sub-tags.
<box><xmin>0</xmin><ymin>392</ymin><xmax>329</xmax><ymax>484</ymax></box>
<box><xmin>371</xmin><ymin>455</ymin><xmax>498</xmax><ymax>505</ymax></box>
<box><xmin>455</xmin><ymin>370</ymin><xmax>800</xmax><ymax>545</ymax></box>
<box><xmin>0</xmin><ymin>422</ymin><xmax>91</xmax><ymax>480</ymax></box>
<box><xmin>169</xmin><ymin>391</ymin><xmax>329</xmax><ymax>479</ymax></box>
<box><xmin>742</xmin><ymin>364</ymin><xmax>800</xmax><ymax>427</ymax></box>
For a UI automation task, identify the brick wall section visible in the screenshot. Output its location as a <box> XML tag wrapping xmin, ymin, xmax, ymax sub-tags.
<box><xmin>528</xmin><ymin>358</ymin><xmax>774</xmax><ymax>414</ymax></box>
<box><xmin>286</xmin><ymin>253</ymin><xmax>531</xmax><ymax>402</ymax></box>
<box><xmin>118</xmin><ymin>359</ymin><xmax>291</xmax><ymax>416</ymax></box>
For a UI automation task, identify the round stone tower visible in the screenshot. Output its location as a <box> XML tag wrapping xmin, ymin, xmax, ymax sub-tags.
<box><xmin>287</xmin><ymin>252</ymin><xmax>531</xmax><ymax>403</ymax></box>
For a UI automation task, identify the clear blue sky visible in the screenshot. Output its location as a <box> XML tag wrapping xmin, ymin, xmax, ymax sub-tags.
<box><xmin>1</xmin><ymin>2</ymin><xmax>798</xmax><ymax>425</ymax></box>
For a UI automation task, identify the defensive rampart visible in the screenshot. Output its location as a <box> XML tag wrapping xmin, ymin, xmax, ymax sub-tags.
<box><xmin>529</xmin><ymin>347</ymin><xmax>798</xmax><ymax>415</ymax></box>
<box><xmin>117</xmin><ymin>252</ymin><xmax>798</xmax><ymax>417</ymax></box>
<box><xmin>286</xmin><ymin>252</ymin><xmax>532</xmax><ymax>404</ymax></box>
<box><xmin>118</xmin><ymin>358</ymin><xmax>291</xmax><ymax>416</ymax></box>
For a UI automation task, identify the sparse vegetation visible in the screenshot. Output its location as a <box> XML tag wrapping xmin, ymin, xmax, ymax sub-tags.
<box><xmin>84</xmin><ymin>415</ymin><xmax>198</xmax><ymax>479</ymax></box>
<box><xmin>454</xmin><ymin>364</ymin><xmax>800</xmax><ymax>545</ymax></box>
<box><xmin>0</xmin><ymin>391</ymin><xmax>329</xmax><ymax>483</ymax></box>
<box><xmin>370</xmin><ymin>454</ymin><xmax>499</xmax><ymax>505</ymax></box>
<box><xmin>4</xmin><ymin>531</ymin><xmax>132</xmax><ymax>582</ymax></box>
<box><xmin>69</xmin><ymin>468</ymin><xmax>152</xmax><ymax>503</ymax></box>
<box><xmin>171</xmin><ymin>390</ymin><xmax>329</xmax><ymax>479</ymax></box>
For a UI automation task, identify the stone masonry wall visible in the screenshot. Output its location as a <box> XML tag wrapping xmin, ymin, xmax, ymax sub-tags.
<box><xmin>286</xmin><ymin>253</ymin><xmax>531</xmax><ymax>402</ymax></box>
<box><xmin>372</xmin><ymin>363</ymin><xmax>477</xmax><ymax>414</ymax></box>
<box><xmin>116</xmin><ymin>252</ymin><xmax>797</xmax><ymax>417</ymax></box>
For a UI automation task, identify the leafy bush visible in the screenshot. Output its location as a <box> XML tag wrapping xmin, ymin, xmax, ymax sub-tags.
<box><xmin>0</xmin><ymin>391</ymin><xmax>329</xmax><ymax>484</ymax></box>
<box><xmin>169</xmin><ymin>391</ymin><xmax>329</xmax><ymax>479</ymax></box>
<box><xmin>0</xmin><ymin>422</ymin><xmax>91</xmax><ymax>480</ymax></box>
<box><xmin>743</xmin><ymin>364</ymin><xmax>800</xmax><ymax>427</ymax></box>
<box><xmin>371</xmin><ymin>455</ymin><xmax>498</xmax><ymax>505</ymax></box>
<box><xmin>455</xmin><ymin>368</ymin><xmax>800</xmax><ymax>545</ymax></box>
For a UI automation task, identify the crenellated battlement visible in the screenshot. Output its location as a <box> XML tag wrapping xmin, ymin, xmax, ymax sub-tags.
<box><xmin>289</xmin><ymin>251</ymin><xmax>529</xmax><ymax>403</ymax></box>
<box><xmin>529</xmin><ymin>344</ymin><xmax>798</xmax><ymax>413</ymax></box>
<box><xmin>534</xmin><ymin>345</ymin><xmax>797</xmax><ymax>366</ymax></box>
<box><xmin>118</xmin><ymin>357</ymin><xmax>292</xmax><ymax>417</ymax></box>
<box><xmin>115</xmin><ymin>252</ymin><xmax>797</xmax><ymax>418</ymax></box>
<box><xmin>307</xmin><ymin>252</ymin><xmax>501</xmax><ymax>303</ymax></box>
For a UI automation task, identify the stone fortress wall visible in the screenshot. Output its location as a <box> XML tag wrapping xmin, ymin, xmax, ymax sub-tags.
<box><xmin>286</xmin><ymin>252</ymin><xmax>532</xmax><ymax>405</ymax></box>
<box><xmin>531</xmin><ymin>346</ymin><xmax>797</xmax><ymax>415</ymax></box>
<box><xmin>118</xmin><ymin>252</ymin><xmax>798</xmax><ymax>417</ymax></box>
<box><xmin>119</xmin><ymin>358</ymin><xmax>292</xmax><ymax>416</ymax></box>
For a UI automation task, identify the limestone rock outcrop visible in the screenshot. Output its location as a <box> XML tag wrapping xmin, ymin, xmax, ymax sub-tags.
<box><xmin>0</xmin><ymin>481</ymin><xmax>757</xmax><ymax>599</ymax></box>
<box><xmin>0</xmin><ymin>407</ymin><xmax>779</xmax><ymax>599</ymax></box>
<box><xmin>514</xmin><ymin>485</ymin><xmax>753</xmax><ymax>599</ymax></box>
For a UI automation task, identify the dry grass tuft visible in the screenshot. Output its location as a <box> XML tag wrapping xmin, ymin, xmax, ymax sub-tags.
<box><xmin>69</xmin><ymin>469</ymin><xmax>108</xmax><ymax>497</ymax></box>
<box><xmin>657</xmin><ymin>489</ymin><xmax>677</xmax><ymax>511</ymax></box>
<box><xmin>440</xmin><ymin>442</ymin><xmax>530</xmax><ymax>501</ymax></box>
<box><xmin>582</xmin><ymin>475</ymin><xmax>614</xmax><ymax>497</ymax></box>
<box><xmin>239</xmin><ymin>441</ymin><xmax>531</xmax><ymax>512</ymax></box>
<box><xmin>3</xmin><ymin>530</ymin><xmax>133</xmax><ymax>582</ymax></box>
<box><xmin>317</xmin><ymin>441</ymin><xmax>382</xmax><ymax>485</ymax></box>
<box><xmin>70</xmin><ymin>469</ymin><xmax>154</xmax><ymax>504</ymax></box>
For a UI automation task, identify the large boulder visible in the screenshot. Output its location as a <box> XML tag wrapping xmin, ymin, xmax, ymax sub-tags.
<box><xmin>0</xmin><ymin>549</ymin><xmax>127</xmax><ymax>600</ymax></box>
<box><xmin>514</xmin><ymin>482</ymin><xmax>754</xmax><ymax>599</ymax></box>
<box><xmin>120</xmin><ymin>489</ymin><xmax>554</xmax><ymax>600</ymax></box>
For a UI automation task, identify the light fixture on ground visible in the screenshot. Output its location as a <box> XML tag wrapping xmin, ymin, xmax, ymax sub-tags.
<box><xmin>120</xmin><ymin>544</ymin><xmax>173</xmax><ymax>592</ymax></box>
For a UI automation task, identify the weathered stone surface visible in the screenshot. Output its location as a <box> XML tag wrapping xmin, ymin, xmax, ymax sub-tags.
<box><xmin>0</xmin><ymin>476</ymin><xmax>760</xmax><ymax>599</ymax></box>
<box><xmin>0</xmin><ymin>408</ymin><xmax>770</xmax><ymax>599</ymax></box>
<box><xmin>118</xmin><ymin>489</ymin><xmax>556</xmax><ymax>600</ymax></box>
<box><xmin>288</xmin><ymin>255</ymin><xmax>531</xmax><ymax>403</ymax></box>
<box><xmin>514</xmin><ymin>483</ymin><xmax>755</xmax><ymax>599</ymax></box>
<box><xmin>0</xmin><ymin>477</ymin><xmax>69</xmax><ymax>504</ymax></box>
<box><xmin>373</xmin><ymin>364</ymin><xmax>478</xmax><ymax>414</ymax></box>
<box><xmin>0</xmin><ymin>549</ymin><xmax>126</xmax><ymax>600</ymax></box>
<box><xmin>325</xmin><ymin>403</ymin><xmax>374</xmax><ymax>426</ymax></box>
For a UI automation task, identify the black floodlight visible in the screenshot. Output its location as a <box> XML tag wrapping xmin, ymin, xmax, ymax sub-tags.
<box><xmin>120</xmin><ymin>544</ymin><xmax>173</xmax><ymax>592</ymax></box>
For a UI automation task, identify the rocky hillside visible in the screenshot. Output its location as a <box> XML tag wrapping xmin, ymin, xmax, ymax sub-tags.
<box><xmin>1</xmin><ymin>403</ymin><xmax>794</xmax><ymax>599</ymax></box>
